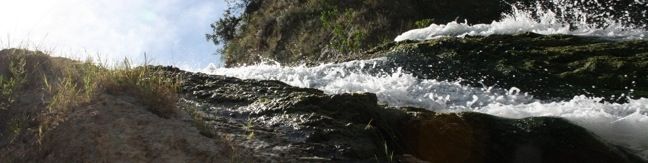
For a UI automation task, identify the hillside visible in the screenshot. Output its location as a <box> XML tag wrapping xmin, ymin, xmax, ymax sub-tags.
<box><xmin>0</xmin><ymin>49</ymin><xmax>234</xmax><ymax>162</ymax></box>
<box><xmin>214</xmin><ymin>0</ymin><xmax>648</xmax><ymax>66</ymax></box>
<box><xmin>217</xmin><ymin>0</ymin><xmax>519</xmax><ymax>66</ymax></box>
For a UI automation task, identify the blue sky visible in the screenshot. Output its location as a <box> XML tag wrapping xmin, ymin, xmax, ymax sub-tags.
<box><xmin>0</xmin><ymin>0</ymin><xmax>227</xmax><ymax>70</ymax></box>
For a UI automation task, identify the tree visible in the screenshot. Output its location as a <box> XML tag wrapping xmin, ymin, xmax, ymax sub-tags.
<box><xmin>206</xmin><ymin>0</ymin><xmax>258</xmax><ymax>47</ymax></box>
<box><xmin>206</xmin><ymin>10</ymin><xmax>240</xmax><ymax>46</ymax></box>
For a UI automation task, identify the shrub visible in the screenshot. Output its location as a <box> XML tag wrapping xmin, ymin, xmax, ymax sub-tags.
<box><xmin>0</xmin><ymin>53</ymin><xmax>26</xmax><ymax>109</ymax></box>
<box><xmin>414</xmin><ymin>19</ymin><xmax>435</xmax><ymax>28</ymax></box>
<box><xmin>206</xmin><ymin>10</ymin><xmax>241</xmax><ymax>46</ymax></box>
<box><xmin>206</xmin><ymin>0</ymin><xmax>259</xmax><ymax>52</ymax></box>
<box><xmin>320</xmin><ymin>8</ymin><xmax>367</xmax><ymax>54</ymax></box>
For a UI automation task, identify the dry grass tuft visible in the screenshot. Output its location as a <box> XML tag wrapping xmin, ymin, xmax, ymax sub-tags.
<box><xmin>0</xmin><ymin>48</ymin><xmax>182</xmax><ymax>150</ymax></box>
<box><xmin>0</xmin><ymin>50</ymin><xmax>27</xmax><ymax>109</ymax></box>
<box><xmin>100</xmin><ymin>59</ymin><xmax>181</xmax><ymax>118</ymax></box>
<box><xmin>41</xmin><ymin>56</ymin><xmax>182</xmax><ymax>119</ymax></box>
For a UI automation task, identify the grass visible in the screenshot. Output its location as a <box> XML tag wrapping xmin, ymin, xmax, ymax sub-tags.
<box><xmin>0</xmin><ymin>48</ymin><xmax>181</xmax><ymax>147</ymax></box>
<box><xmin>0</xmin><ymin>53</ymin><xmax>26</xmax><ymax>109</ymax></box>
<box><xmin>1</xmin><ymin>48</ymin><xmax>254</xmax><ymax>162</ymax></box>
<box><xmin>414</xmin><ymin>19</ymin><xmax>435</xmax><ymax>28</ymax></box>
<box><xmin>42</xmin><ymin>55</ymin><xmax>181</xmax><ymax>116</ymax></box>
<box><xmin>101</xmin><ymin>59</ymin><xmax>181</xmax><ymax>118</ymax></box>
<box><xmin>244</xmin><ymin>119</ymin><xmax>256</xmax><ymax>140</ymax></box>
<box><xmin>6</xmin><ymin>115</ymin><xmax>27</xmax><ymax>144</ymax></box>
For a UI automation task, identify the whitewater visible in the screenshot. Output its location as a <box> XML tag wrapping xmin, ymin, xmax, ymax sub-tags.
<box><xmin>395</xmin><ymin>2</ymin><xmax>648</xmax><ymax>41</ymax></box>
<box><xmin>202</xmin><ymin>59</ymin><xmax>648</xmax><ymax>159</ymax></box>
<box><xmin>199</xmin><ymin>0</ymin><xmax>648</xmax><ymax>159</ymax></box>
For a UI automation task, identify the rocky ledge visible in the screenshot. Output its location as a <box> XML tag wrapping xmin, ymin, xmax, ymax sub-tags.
<box><xmin>156</xmin><ymin>66</ymin><xmax>645</xmax><ymax>162</ymax></box>
<box><xmin>364</xmin><ymin>33</ymin><xmax>648</xmax><ymax>101</ymax></box>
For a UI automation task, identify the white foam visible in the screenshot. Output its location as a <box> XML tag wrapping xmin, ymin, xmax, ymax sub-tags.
<box><xmin>203</xmin><ymin>59</ymin><xmax>648</xmax><ymax>159</ymax></box>
<box><xmin>203</xmin><ymin>1</ymin><xmax>648</xmax><ymax>158</ymax></box>
<box><xmin>395</xmin><ymin>4</ymin><xmax>648</xmax><ymax>41</ymax></box>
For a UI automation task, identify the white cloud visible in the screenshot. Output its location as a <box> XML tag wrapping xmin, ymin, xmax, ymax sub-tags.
<box><xmin>0</xmin><ymin>0</ymin><xmax>226</xmax><ymax>68</ymax></box>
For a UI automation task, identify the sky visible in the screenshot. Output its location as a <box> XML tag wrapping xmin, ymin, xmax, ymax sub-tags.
<box><xmin>0</xmin><ymin>0</ymin><xmax>227</xmax><ymax>70</ymax></box>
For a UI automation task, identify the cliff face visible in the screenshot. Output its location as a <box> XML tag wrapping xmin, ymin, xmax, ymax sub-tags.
<box><xmin>222</xmin><ymin>0</ymin><xmax>518</xmax><ymax>66</ymax></box>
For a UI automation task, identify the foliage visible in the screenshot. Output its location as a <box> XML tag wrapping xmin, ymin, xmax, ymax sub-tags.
<box><xmin>0</xmin><ymin>54</ymin><xmax>26</xmax><ymax>109</ymax></box>
<box><xmin>206</xmin><ymin>0</ymin><xmax>258</xmax><ymax>52</ymax></box>
<box><xmin>320</xmin><ymin>8</ymin><xmax>367</xmax><ymax>54</ymax></box>
<box><xmin>414</xmin><ymin>19</ymin><xmax>435</xmax><ymax>28</ymax></box>
<box><xmin>101</xmin><ymin>59</ymin><xmax>181</xmax><ymax>118</ymax></box>
<box><xmin>206</xmin><ymin>10</ymin><xmax>241</xmax><ymax>46</ymax></box>
<box><xmin>0</xmin><ymin>49</ymin><xmax>182</xmax><ymax>149</ymax></box>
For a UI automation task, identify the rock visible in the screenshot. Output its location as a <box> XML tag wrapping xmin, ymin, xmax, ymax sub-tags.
<box><xmin>164</xmin><ymin>68</ymin><xmax>406</xmax><ymax>161</ymax></box>
<box><xmin>154</xmin><ymin>66</ymin><xmax>646</xmax><ymax>162</ymax></box>
<box><xmin>365</xmin><ymin>33</ymin><xmax>648</xmax><ymax>101</ymax></box>
<box><xmin>400</xmin><ymin>110</ymin><xmax>645</xmax><ymax>163</ymax></box>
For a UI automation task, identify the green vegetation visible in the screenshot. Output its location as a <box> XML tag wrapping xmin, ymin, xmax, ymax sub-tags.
<box><xmin>206</xmin><ymin>10</ymin><xmax>241</xmax><ymax>49</ymax></box>
<box><xmin>0</xmin><ymin>54</ymin><xmax>26</xmax><ymax>109</ymax></box>
<box><xmin>0</xmin><ymin>48</ymin><xmax>181</xmax><ymax>151</ymax></box>
<box><xmin>320</xmin><ymin>8</ymin><xmax>367</xmax><ymax>54</ymax></box>
<box><xmin>101</xmin><ymin>59</ymin><xmax>181</xmax><ymax>118</ymax></box>
<box><xmin>244</xmin><ymin>119</ymin><xmax>256</xmax><ymax>140</ymax></box>
<box><xmin>6</xmin><ymin>115</ymin><xmax>27</xmax><ymax>144</ymax></box>
<box><xmin>206</xmin><ymin>0</ymin><xmax>256</xmax><ymax>52</ymax></box>
<box><xmin>210</xmin><ymin>0</ymin><xmax>519</xmax><ymax>66</ymax></box>
<box><xmin>37</xmin><ymin>57</ymin><xmax>181</xmax><ymax>145</ymax></box>
<box><xmin>383</xmin><ymin>141</ymin><xmax>395</xmax><ymax>162</ymax></box>
<box><xmin>414</xmin><ymin>19</ymin><xmax>435</xmax><ymax>28</ymax></box>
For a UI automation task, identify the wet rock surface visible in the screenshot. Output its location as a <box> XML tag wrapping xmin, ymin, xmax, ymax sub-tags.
<box><xmin>156</xmin><ymin>66</ymin><xmax>645</xmax><ymax>162</ymax></box>
<box><xmin>161</xmin><ymin>67</ymin><xmax>406</xmax><ymax>161</ymax></box>
<box><xmin>401</xmin><ymin>110</ymin><xmax>645</xmax><ymax>163</ymax></box>
<box><xmin>365</xmin><ymin>33</ymin><xmax>648</xmax><ymax>101</ymax></box>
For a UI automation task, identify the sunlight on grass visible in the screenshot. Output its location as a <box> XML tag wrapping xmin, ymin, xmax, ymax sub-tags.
<box><xmin>0</xmin><ymin>47</ymin><xmax>181</xmax><ymax>148</ymax></box>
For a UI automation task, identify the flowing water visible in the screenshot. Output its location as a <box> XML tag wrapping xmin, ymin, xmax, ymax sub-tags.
<box><xmin>395</xmin><ymin>0</ymin><xmax>648</xmax><ymax>41</ymax></box>
<box><xmin>200</xmin><ymin>0</ymin><xmax>648</xmax><ymax>159</ymax></box>
<box><xmin>202</xmin><ymin>59</ymin><xmax>648</xmax><ymax>159</ymax></box>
